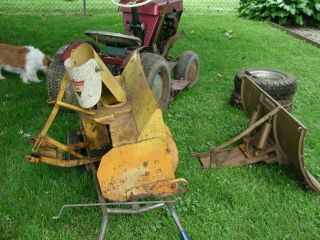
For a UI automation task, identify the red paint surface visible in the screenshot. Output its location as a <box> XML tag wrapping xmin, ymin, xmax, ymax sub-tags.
<box><xmin>119</xmin><ymin>0</ymin><xmax>183</xmax><ymax>46</ymax></box>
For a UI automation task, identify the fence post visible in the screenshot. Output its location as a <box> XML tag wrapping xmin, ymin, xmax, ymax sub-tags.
<box><xmin>83</xmin><ymin>0</ymin><xmax>87</xmax><ymax>16</ymax></box>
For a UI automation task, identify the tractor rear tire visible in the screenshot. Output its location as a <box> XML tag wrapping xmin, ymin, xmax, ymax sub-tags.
<box><xmin>230</xmin><ymin>90</ymin><xmax>294</xmax><ymax>112</ymax></box>
<box><xmin>174</xmin><ymin>51</ymin><xmax>200</xmax><ymax>88</ymax></box>
<box><xmin>140</xmin><ymin>53</ymin><xmax>171</xmax><ymax>112</ymax></box>
<box><xmin>46</xmin><ymin>45</ymin><xmax>78</xmax><ymax>106</ymax></box>
<box><xmin>234</xmin><ymin>69</ymin><xmax>297</xmax><ymax>100</ymax></box>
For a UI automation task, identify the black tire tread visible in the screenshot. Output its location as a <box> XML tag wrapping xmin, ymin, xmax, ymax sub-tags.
<box><xmin>174</xmin><ymin>51</ymin><xmax>200</xmax><ymax>88</ymax></box>
<box><xmin>46</xmin><ymin>46</ymin><xmax>78</xmax><ymax>106</ymax></box>
<box><xmin>140</xmin><ymin>52</ymin><xmax>171</xmax><ymax>111</ymax></box>
<box><xmin>234</xmin><ymin>69</ymin><xmax>297</xmax><ymax>100</ymax></box>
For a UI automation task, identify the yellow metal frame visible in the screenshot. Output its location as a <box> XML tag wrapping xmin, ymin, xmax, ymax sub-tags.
<box><xmin>27</xmin><ymin>44</ymin><xmax>188</xmax><ymax>201</ymax></box>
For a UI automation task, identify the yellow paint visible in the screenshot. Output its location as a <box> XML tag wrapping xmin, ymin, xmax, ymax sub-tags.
<box><xmin>69</xmin><ymin>43</ymin><xmax>127</xmax><ymax>104</ymax></box>
<box><xmin>97</xmin><ymin>138</ymin><xmax>180</xmax><ymax>201</ymax></box>
<box><xmin>28</xmin><ymin>46</ymin><xmax>187</xmax><ymax>202</ymax></box>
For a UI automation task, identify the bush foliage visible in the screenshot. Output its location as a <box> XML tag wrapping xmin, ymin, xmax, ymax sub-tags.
<box><xmin>239</xmin><ymin>0</ymin><xmax>320</xmax><ymax>25</ymax></box>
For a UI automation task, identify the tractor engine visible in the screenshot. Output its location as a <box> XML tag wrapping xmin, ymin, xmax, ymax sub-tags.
<box><xmin>119</xmin><ymin>0</ymin><xmax>183</xmax><ymax>55</ymax></box>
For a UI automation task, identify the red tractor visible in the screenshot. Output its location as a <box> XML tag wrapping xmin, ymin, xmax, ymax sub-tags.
<box><xmin>47</xmin><ymin>0</ymin><xmax>200</xmax><ymax>111</ymax></box>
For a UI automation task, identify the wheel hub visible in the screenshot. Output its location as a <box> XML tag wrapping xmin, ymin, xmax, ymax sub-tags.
<box><xmin>250</xmin><ymin>70</ymin><xmax>285</xmax><ymax>81</ymax></box>
<box><xmin>152</xmin><ymin>73</ymin><xmax>163</xmax><ymax>101</ymax></box>
<box><xmin>187</xmin><ymin>60</ymin><xmax>198</xmax><ymax>83</ymax></box>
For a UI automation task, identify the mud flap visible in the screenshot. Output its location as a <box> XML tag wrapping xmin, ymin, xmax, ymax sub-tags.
<box><xmin>194</xmin><ymin>76</ymin><xmax>320</xmax><ymax>193</ymax></box>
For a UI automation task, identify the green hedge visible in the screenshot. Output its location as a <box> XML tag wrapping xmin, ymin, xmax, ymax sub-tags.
<box><xmin>239</xmin><ymin>0</ymin><xmax>320</xmax><ymax>25</ymax></box>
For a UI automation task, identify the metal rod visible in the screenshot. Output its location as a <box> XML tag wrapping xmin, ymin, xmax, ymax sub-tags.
<box><xmin>52</xmin><ymin>199</ymin><xmax>179</xmax><ymax>220</ymax></box>
<box><xmin>108</xmin><ymin>203</ymin><xmax>165</xmax><ymax>214</ymax></box>
<box><xmin>247</xmin><ymin>106</ymin><xmax>260</xmax><ymax>128</ymax></box>
<box><xmin>52</xmin><ymin>164</ymin><xmax>185</xmax><ymax>239</ymax></box>
<box><xmin>208</xmin><ymin>106</ymin><xmax>281</xmax><ymax>152</ymax></box>
<box><xmin>167</xmin><ymin>202</ymin><xmax>190</xmax><ymax>240</ymax></box>
<box><xmin>99</xmin><ymin>216</ymin><xmax>108</xmax><ymax>240</ymax></box>
<box><xmin>90</xmin><ymin>164</ymin><xmax>109</xmax><ymax>240</ymax></box>
<box><xmin>257</xmin><ymin>121</ymin><xmax>272</xmax><ymax>149</ymax></box>
<box><xmin>83</xmin><ymin>0</ymin><xmax>87</xmax><ymax>16</ymax></box>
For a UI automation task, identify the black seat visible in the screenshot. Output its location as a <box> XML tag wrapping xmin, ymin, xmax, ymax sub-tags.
<box><xmin>85</xmin><ymin>30</ymin><xmax>142</xmax><ymax>48</ymax></box>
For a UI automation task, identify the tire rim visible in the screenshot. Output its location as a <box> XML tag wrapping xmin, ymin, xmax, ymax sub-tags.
<box><xmin>152</xmin><ymin>72</ymin><xmax>163</xmax><ymax>101</ymax></box>
<box><xmin>187</xmin><ymin>60</ymin><xmax>198</xmax><ymax>83</ymax></box>
<box><xmin>249</xmin><ymin>70</ymin><xmax>286</xmax><ymax>81</ymax></box>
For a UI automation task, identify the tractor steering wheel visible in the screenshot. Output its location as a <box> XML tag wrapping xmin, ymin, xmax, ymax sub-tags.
<box><xmin>111</xmin><ymin>0</ymin><xmax>154</xmax><ymax>8</ymax></box>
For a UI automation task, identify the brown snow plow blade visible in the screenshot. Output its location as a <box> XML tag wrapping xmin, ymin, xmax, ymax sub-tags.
<box><xmin>194</xmin><ymin>76</ymin><xmax>320</xmax><ymax>193</ymax></box>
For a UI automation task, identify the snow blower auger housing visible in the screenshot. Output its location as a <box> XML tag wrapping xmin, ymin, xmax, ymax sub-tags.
<box><xmin>27</xmin><ymin>43</ymin><xmax>188</xmax><ymax>202</ymax></box>
<box><xmin>194</xmin><ymin>76</ymin><xmax>320</xmax><ymax>193</ymax></box>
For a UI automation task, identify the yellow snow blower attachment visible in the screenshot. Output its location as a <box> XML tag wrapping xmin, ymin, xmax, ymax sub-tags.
<box><xmin>26</xmin><ymin>43</ymin><xmax>187</xmax><ymax>202</ymax></box>
<box><xmin>194</xmin><ymin>76</ymin><xmax>320</xmax><ymax>193</ymax></box>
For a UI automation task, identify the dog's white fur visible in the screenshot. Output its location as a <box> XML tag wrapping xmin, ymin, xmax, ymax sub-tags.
<box><xmin>0</xmin><ymin>44</ymin><xmax>50</xmax><ymax>84</ymax></box>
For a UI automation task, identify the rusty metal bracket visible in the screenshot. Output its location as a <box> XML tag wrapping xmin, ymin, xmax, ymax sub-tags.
<box><xmin>194</xmin><ymin>76</ymin><xmax>320</xmax><ymax>193</ymax></box>
<box><xmin>161</xmin><ymin>31</ymin><xmax>185</xmax><ymax>57</ymax></box>
<box><xmin>32</xmin><ymin>73</ymin><xmax>69</xmax><ymax>152</ymax></box>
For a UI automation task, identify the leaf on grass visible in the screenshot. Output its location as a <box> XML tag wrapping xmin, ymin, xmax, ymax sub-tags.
<box><xmin>18</xmin><ymin>129</ymin><xmax>31</xmax><ymax>138</ymax></box>
<box><xmin>224</xmin><ymin>30</ymin><xmax>238</xmax><ymax>39</ymax></box>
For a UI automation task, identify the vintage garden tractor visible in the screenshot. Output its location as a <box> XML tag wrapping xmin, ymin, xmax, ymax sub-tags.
<box><xmin>47</xmin><ymin>0</ymin><xmax>200</xmax><ymax>112</ymax></box>
<box><xmin>27</xmin><ymin>43</ymin><xmax>190</xmax><ymax>239</ymax></box>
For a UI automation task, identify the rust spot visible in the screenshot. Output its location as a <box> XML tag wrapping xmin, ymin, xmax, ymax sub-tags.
<box><xmin>143</xmin><ymin>161</ymin><xmax>148</xmax><ymax>167</ymax></box>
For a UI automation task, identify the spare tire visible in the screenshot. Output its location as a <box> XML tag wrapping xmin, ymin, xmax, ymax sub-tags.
<box><xmin>234</xmin><ymin>69</ymin><xmax>297</xmax><ymax>100</ymax></box>
<box><xmin>46</xmin><ymin>45</ymin><xmax>78</xmax><ymax>106</ymax></box>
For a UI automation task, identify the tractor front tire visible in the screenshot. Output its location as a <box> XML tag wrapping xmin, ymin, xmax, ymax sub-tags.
<box><xmin>174</xmin><ymin>51</ymin><xmax>200</xmax><ymax>88</ymax></box>
<box><xmin>46</xmin><ymin>45</ymin><xmax>78</xmax><ymax>106</ymax></box>
<box><xmin>140</xmin><ymin>53</ymin><xmax>171</xmax><ymax>112</ymax></box>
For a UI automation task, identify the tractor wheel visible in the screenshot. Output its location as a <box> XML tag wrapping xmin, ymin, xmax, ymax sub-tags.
<box><xmin>229</xmin><ymin>91</ymin><xmax>242</xmax><ymax>109</ymax></box>
<box><xmin>46</xmin><ymin>45</ymin><xmax>78</xmax><ymax>106</ymax></box>
<box><xmin>174</xmin><ymin>51</ymin><xmax>200</xmax><ymax>88</ymax></box>
<box><xmin>234</xmin><ymin>69</ymin><xmax>297</xmax><ymax>100</ymax></box>
<box><xmin>140</xmin><ymin>53</ymin><xmax>171</xmax><ymax>112</ymax></box>
<box><xmin>230</xmin><ymin>90</ymin><xmax>294</xmax><ymax>112</ymax></box>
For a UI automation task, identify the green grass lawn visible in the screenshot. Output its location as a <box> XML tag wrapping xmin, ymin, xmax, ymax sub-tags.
<box><xmin>1</xmin><ymin>13</ymin><xmax>320</xmax><ymax>239</ymax></box>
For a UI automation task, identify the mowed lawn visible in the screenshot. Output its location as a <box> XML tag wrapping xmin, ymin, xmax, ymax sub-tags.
<box><xmin>0</xmin><ymin>14</ymin><xmax>320</xmax><ymax>239</ymax></box>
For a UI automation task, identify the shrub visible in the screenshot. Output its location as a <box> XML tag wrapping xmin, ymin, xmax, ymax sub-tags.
<box><xmin>239</xmin><ymin>0</ymin><xmax>320</xmax><ymax>25</ymax></box>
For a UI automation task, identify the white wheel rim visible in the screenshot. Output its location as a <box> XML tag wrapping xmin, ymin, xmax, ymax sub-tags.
<box><xmin>250</xmin><ymin>70</ymin><xmax>286</xmax><ymax>81</ymax></box>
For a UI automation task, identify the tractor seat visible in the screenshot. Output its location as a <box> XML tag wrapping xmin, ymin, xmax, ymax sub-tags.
<box><xmin>85</xmin><ymin>30</ymin><xmax>142</xmax><ymax>48</ymax></box>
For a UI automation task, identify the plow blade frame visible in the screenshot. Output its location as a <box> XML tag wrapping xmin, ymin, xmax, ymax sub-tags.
<box><xmin>195</xmin><ymin>76</ymin><xmax>320</xmax><ymax>193</ymax></box>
